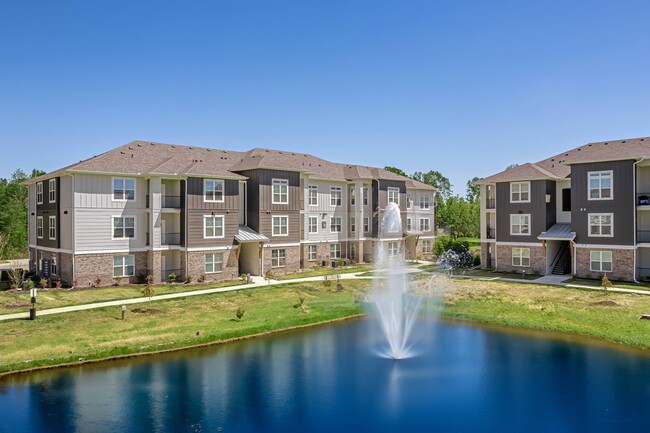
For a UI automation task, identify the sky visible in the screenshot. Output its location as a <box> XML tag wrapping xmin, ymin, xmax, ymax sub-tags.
<box><xmin>2</xmin><ymin>0</ymin><xmax>650</xmax><ymax>195</ymax></box>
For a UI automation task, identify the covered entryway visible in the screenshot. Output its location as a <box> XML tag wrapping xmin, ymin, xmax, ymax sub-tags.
<box><xmin>236</xmin><ymin>226</ymin><xmax>268</xmax><ymax>276</ymax></box>
<box><xmin>538</xmin><ymin>224</ymin><xmax>575</xmax><ymax>276</ymax></box>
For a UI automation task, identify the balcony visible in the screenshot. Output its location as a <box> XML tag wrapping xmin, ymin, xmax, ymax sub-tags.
<box><xmin>485</xmin><ymin>198</ymin><xmax>496</xmax><ymax>209</ymax></box>
<box><xmin>162</xmin><ymin>195</ymin><xmax>181</xmax><ymax>209</ymax></box>
<box><xmin>638</xmin><ymin>231</ymin><xmax>650</xmax><ymax>244</ymax></box>
<box><xmin>161</xmin><ymin>232</ymin><xmax>181</xmax><ymax>246</ymax></box>
<box><xmin>486</xmin><ymin>227</ymin><xmax>495</xmax><ymax>240</ymax></box>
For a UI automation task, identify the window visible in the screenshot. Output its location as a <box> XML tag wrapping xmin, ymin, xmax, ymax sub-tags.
<box><xmin>51</xmin><ymin>256</ymin><xmax>57</xmax><ymax>275</ymax></box>
<box><xmin>590</xmin><ymin>251</ymin><xmax>612</xmax><ymax>272</ymax></box>
<box><xmin>330</xmin><ymin>187</ymin><xmax>342</xmax><ymax>206</ymax></box>
<box><xmin>36</xmin><ymin>182</ymin><xmax>43</xmax><ymax>204</ymax></box>
<box><xmin>362</xmin><ymin>187</ymin><xmax>368</xmax><ymax>206</ymax></box>
<box><xmin>204</xmin><ymin>179</ymin><xmax>224</xmax><ymax>202</ymax></box>
<box><xmin>422</xmin><ymin>239</ymin><xmax>431</xmax><ymax>254</ymax></box>
<box><xmin>308</xmin><ymin>185</ymin><xmax>318</xmax><ymax>206</ymax></box>
<box><xmin>308</xmin><ymin>245</ymin><xmax>317</xmax><ymax>261</ymax></box>
<box><xmin>205</xmin><ymin>253</ymin><xmax>223</xmax><ymax>273</ymax></box>
<box><xmin>510</xmin><ymin>214</ymin><xmax>530</xmax><ymax>236</ymax></box>
<box><xmin>37</xmin><ymin>216</ymin><xmax>43</xmax><ymax>239</ymax></box>
<box><xmin>589</xmin><ymin>213</ymin><xmax>613</xmax><ymax>237</ymax></box>
<box><xmin>562</xmin><ymin>188</ymin><xmax>571</xmax><ymax>212</ymax></box>
<box><xmin>350</xmin><ymin>187</ymin><xmax>356</xmax><ymax>205</ymax></box>
<box><xmin>406</xmin><ymin>218</ymin><xmax>412</xmax><ymax>231</ymax></box>
<box><xmin>419</xmin><ymin>196</ymin><xmax>430</xmax><ymax>209</ymax></box>
<box><xmin>113</xmin><ymin>217</ymin><xmax>135</xmax><ymax>239</ymax></box>
<box><xmin>364</xmin><ymin>217</ymin><xmax>370</xmax><ymax>232</ymax></box>
<box><xmin>388</xmin><ymin>187</ymin><xmax>400</xmax><ymax>205</ymax></box>
<box><xmin>350</xmin><ymin>217</ymin><xmax>356</xmax><ymax>232</ymax></box>
<box><xmin>204</xmin><ymin>215</ymin><xmax>225</xmax><ymax>238</ymax></box>
<box><xmin>272</xmin><ymin>216</ymin><xmax>288</xmax><ymax>236</ymax></box>
<box><xmin>272</xmin><ymin>178</ymin><xmax>288</xmax><ymax>204</ymax></box>
<box><xmin>510</xmin><ymin>182</ymin><xmax>530</xmax><ymax>203</ymax></box>
<box><xmin>330</xmin><ymin>243</ymin><xmax>341</xmax><ymax>258</ymax></box>
<box><xmin>419</xmin><ymin>218</ymin><xmax>430</xmax><ymax>232</ymax></box>
<box><xmin>407</xmin><ymin>194</ymin><xmax>412</xmax><ymax>208</ymax></box>
<box><xmin>48</xmin><ymin>216</ymin><xmax>56</xmax><ymax>240</ymax></box>
<box><xmin>512</xmin><ymin>248</ymin><xmax>530</xmax><ymax>267</ymax></box>
<box><xmin>48</xmin><ymin>179</ymin><xmax>56</xmax><ymax>203</ymax></box>
<box><xmin>330</xmin><ymin>217</ymin><xmax>342</xmax><ymax>232</ymax></box>
<box><xmin>350</xmin><ymin>244</ymin><xmax>356</xmax><ymax>261</ymax></box>
<box><xmin>272</xmin><ymin>249</ymin><xmax>286</xmax><ymax>267</ymax></box>
<box><xmin>588</xmin><ymin>171</ymin><xmax>612</xmax><ymax>200</ymax></box>
<box><xmin>113</xmin><ymin>178</ymin><xmax>135</xmax><ymax>201</ymax></box>
<box><xmin>308</xmin><ymin>216</ymin><xmax>318</xmax><ymax>233</ymax></box>
<box><xmin>113</xmin><ymin>255</ymin><xmax>135</xmax><ymax>277</ymax></box>
<box><xmin>387</xmin><ymin>242</ymin><xmax>399</xmax><ymax>257</ymax></box>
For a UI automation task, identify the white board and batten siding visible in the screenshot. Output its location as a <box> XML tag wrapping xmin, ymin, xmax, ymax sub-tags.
<box><xmin>303</xmin><ymin>179</ymin><xmax>349</xmax><ymax>242</ymax></box>
<box><xmin>73</xmin><ymin>174</ymin><xmax>149</xmax><ymax>252</ymax></box>
<box><xmin>406</xmin><ymin>189</ymin><xmax>436</xmax><ymax>236</ymax></box>
<box><xmin>59</xmin><ymin>175</ymin><xmax>74</xmax><ymax>251</ymax></box>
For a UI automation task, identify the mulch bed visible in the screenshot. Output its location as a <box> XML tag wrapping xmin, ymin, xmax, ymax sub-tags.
<box><xmin>591</xmin><ymin>300</ymin><xmax>618</xmax><ymax>306</ymax></box>
<box><xmin>131</xmin><ymin>308</ymin><xmax>160</xmax><ymax>314</ymax></box>
<box><xmin>3</xmin><ymin>302</ymin><xmax>32</xmax><ymax>308</ymax></box>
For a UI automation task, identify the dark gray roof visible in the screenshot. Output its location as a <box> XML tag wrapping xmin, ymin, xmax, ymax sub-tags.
<box><xmin>235</xmin><ymin>225</ymin><xmax>269</xmax><ymax>243</ymax></box>
<box><xmin>538</xmin><ymin>223</ymin><xmax>575</xmax><ymax>240</ymax></box>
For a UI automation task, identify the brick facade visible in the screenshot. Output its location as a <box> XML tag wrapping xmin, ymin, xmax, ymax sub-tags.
<box><xmin>264</xmin><ymin>245</ymin><xmax>300</xmax><ymax>277</ymax></box>
<box><xmin>186</xmin><ymin>248</ymin><xmax>239</xmax><ymax>283</ymax></box>
<box><xmin>575</xmin><ymin>247</ymin><xmax>634</xmax><ymax>282</ymax></box>
<box><xmin>75</xmin><ymin>252</ymin><xmax>148</xmax><ymax>287</ymax></box>
<box><xmin>496</xmin><ymin>244</ymin><xmax>545</xmax><ymax>275</ymax></box>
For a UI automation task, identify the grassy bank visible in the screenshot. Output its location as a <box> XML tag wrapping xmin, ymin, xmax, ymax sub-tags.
<box><xmin>5</xmin><ymin>276</ymin><xmax>650</xmax><ymax>377</ymax></box>
<box><xmin>273</xmin><ymin>264</ymin><xmax>374</xmax><ymax>280</ymax></box>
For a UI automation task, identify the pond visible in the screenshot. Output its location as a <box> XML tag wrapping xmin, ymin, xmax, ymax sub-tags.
<box><xmin>2</xmin><ymin>319</ymin><xmax>650</xmax><ymax>433</ymax></box>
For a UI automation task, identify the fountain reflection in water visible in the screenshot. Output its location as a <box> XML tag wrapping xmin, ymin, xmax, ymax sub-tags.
<box><xmin>368</xmin><ymin>202</ymin><xmax>441</xmax><ymax>360</ymax></box>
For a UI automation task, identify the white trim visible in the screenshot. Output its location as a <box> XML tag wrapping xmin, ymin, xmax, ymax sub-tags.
<box><xmin>272</xmin><ymin>215</ymin><xmax>289</xmax><ymax>237</ymax></box>
<box><xmin>203</xmin><ymin>179</ymin><xmax>225</xmax><ymax>203</ymax></box>
<box><xmin>308</xmin><ymin>185</ymin><xmax>318</xmax><ymax>206</ymax></box>
<box><xmin>307</xmin><ymin>244</ymin><xmax>317</xmax><ymax>261</ymax></box>
<box><xmin>587</xmin><ymin>213</ymin><xmax>614</xmax><ymax>238</ymax></box>
<box><xmin>187</xmin><ymin>245</ymin><xmax>233</xmax><ymax>252</ymax></box>
<box><xmin>512</xmin><ymin>247</ymin><xmax>531</xmax><ymax>267</ymax></box>
<box><xmin>387</xmin><ymin>187</ymin><xmax>400</xmax><ymax>205</ymax></box>
<box><xmin>76</xmin><ymin>247</ymin><xmax>150</xmax><ymax>255</ymax></box>
<box><xmin>362</xmin><ymin>187</ymin><xmax>369</xmax><ymax>206</ymax></box>
<box><xmin>112</xmin><ymin>177</ymin><xmax>136</xmax><ymax>202</ymax></box>
<box><xmin>48</xmin><ymin>179</ymin><xmax>56</xmax><ymax>203</ymax></box>
<box><xmin>36</xmin><ymin>182</ymin><xmax>43</xmax><ymax>204</ymax></box>
<box><xmin>29</xmin><ymin>244</ymin><xmax>74</xmax><ymax>254</ymax></box>
<box><xmin>574</xmin><ymin>244</ymin><xmax>634</xmax><ymax>250</ymax></box>
<box><xmin>204</xmin><ymin>252</ymin><xmax>224</xmax><ymax>274</ymax></box>
<box><xmin>510</xmin><ymin>214</ymin><xmax>531</xmax><ymax>236</ymax></box>
<box><xmin>587</xmin><ymin>170</ymin><xmax>613</xmax><ymax>201</ymax></box>
<box><xmin>496</xmin><ymin>241</ymin><xmax>542</xmax><ymax>247</ymax></box>
<box><xmin>510</xmin><ymin>181</ymin><xmax>531</xmax><ymax>203</ymax></box>
<box><xmin>377</xmin><ymin>237</ymin><xmax>402</xmax><ymax>242</ymax></box>
<box><xmin>589</xmin><ymin>250</ymin><xmax>613</xmax><ymax>272</ymax></box>
<box><xmin>113</xmin><ymin>254</ymin><xmax>135</xmax><ymax>277</ymax></box>
<box><xmin>308</xmin><ymin>216</ymin><xmax>318</xmax><ymax>233</ymax></box>
<box><xmin>271</xmin><ymin>178</ymin><xmax>289</xmax><ymax>204</ymax></box>
<box><xmin>111</xmin><ymin>215</ymin><xmax>136</xmax><ymax>240</ymax></box>
<box><xmin>330</xmin><ymin>186</ymin><xmax>342</xmax><ymax>207</ymax></box>
<box><xmin>48</xmin><ymin>215</ymin><xmax>57</xmax><ymax>240</ymax></box>
<box><xmin>204</xmin><ymin>214</ymin><xmax>225</xmax><ymax>239</ymax></box>
<box><xmin>271</xmin><ymin>248</ymin><xmax>287</xmax><ymax>268</ymax></box>
<box><xmin>36</xmin><ymin>216</ymin><xmax>44</xmax><ymax>239</ymax></box>
<box><xmin>264</xmin><ymin>242</ymin><xmax>300</xmax><ymax>248</ymax></box>
<box><xmin>418</xmin><ymin>217</ymin><xmax>431</xmax><ymax>232</ymax></box>
<box><xmin>481</xmin><ymin>238</ymin><xmax>497</xmax><ymax>243</ymax></box>
<box><xmin>330</xmin><ymin>216</ymin><xmax>342</xmax><ymax>233</ymax></box>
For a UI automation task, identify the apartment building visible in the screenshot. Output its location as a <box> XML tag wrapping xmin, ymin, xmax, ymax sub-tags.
<box><xmin>26</xmin><ymin>141</ymin><xmax>435</xmax><ymax>286</ymax></box>
<box><xmin>478</xmin><ymin>136</ymin><xmax>650</xmax><ymax>282</ymax></box>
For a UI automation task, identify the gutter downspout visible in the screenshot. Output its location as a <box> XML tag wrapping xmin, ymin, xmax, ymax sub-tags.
<box><xmin>71</xmin><ymin>174</ymin><xmax>76</xmax><ymax>287</ymax></box>
<box><xmin>633</xmin><ymin>158</ymin><xmax>644</xmax><ymax>283</ymax></box>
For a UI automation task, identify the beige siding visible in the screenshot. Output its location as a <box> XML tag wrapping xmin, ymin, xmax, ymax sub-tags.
<box><xmin>75</xmin><ymin>208</ymin><xmax>148</xmax><ymax>251</ymax></box>
<box><xmin>74</xmin><ymin>174</ymin><xmax>148</xmax><ymax>210</ymax></box>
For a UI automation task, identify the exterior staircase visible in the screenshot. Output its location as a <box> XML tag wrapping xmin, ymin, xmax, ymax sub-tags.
<box><xmin>552</xmin><ymin>243</ymin><xmax>571</xmax><ymax>275</ymax></box>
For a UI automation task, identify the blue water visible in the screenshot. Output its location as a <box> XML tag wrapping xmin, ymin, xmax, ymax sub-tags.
<box><xmin>2</xmin><ymin>319</ymin><xmax>650</xmax><ymax>433</ymax></box>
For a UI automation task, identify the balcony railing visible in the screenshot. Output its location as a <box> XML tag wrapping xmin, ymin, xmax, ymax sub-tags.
<box><xmin>161</xmin><ymin>232</ymin><xmax>181</xmax><ymax>246</ymax></box>
<box><xmin>486</xmin><ymin>227</ymin><xmax>495</xmax><ymax>239</ymax></box>
<box><xmin>162</xmin><ymin>195</ymin><xmax>181</xmax><ymax>208</ymax></box>
<box><xmin>638</xmin><ymin>230</ymin><xmax>650</xmax><ymax>243</ymax></box>
<box><xmin>485</xmin><ymin>198</ymin><xmax>496</xmax><ymax>209</ymax></box>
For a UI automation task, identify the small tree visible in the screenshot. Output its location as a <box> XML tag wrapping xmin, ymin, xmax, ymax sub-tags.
<box><xmin>7</xmin><ymin>264</ymin><xmax>26</xmax><ymax>290</ymax></box>
<box><xmin>602</xmin><ymin>273</ymin><xmax>613</xmax><ymax>301</ymax></box>
<box><xmin>236</xmin><ymin>307</ymin><xmax>245</xmax><ymax>321</ymax></box>
<box><xmin>39</xmin><ymin>278</ymin><xmax>48</xmax><ymax>289</ymax></box>
<box><xmin>185</xmin><ymin>275</ymin><xmax>193</xmax><ymax>284</ymax></box>
<box><xmin>142</xmin><ymin>275</ymin><xmax>155</xmax><ymax>306</ymax></box>
<box><xmin>294</xmin><ymin>295</ymin><xmax>307</xmax><ymax>313</ymax></box>
<box><xmin>168</xmin><ymin>272</ymin><xmax>176</xmax><ymax>283</ymax></box>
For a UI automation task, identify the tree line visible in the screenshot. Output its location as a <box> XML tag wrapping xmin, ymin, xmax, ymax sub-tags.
<box><xmin>384</xmin><ymin>167</ymin><xmax>480</xmax><ymax>239</ymax></box>
<box><xmin>0</xmin><ymin>169</ymin><xmax>44</xmax><ymax>260</ymax></box>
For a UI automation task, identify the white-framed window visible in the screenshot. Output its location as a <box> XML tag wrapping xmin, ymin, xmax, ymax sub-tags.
<box><xmin>407</xmin><ymin>194</ymin><xmax>412</xmax><ymax>209</ymax></box>
<box><xmin>112</xmin><ymin>217</ymin><xmax>135</xmax><ymax>239</ymax></box>
<box><xmin>419</xmin><ymin>196</ymin><xmax>430</xmax><ymax>209</ymax></box>
<box><xmin>330</xmin><ymin>217</ymin><xmax>342</xmax><ymax>232</ymax></box>
<box><xmin>36</xmin><ymin>182</ymin><xmax>43</xmax><ymax>204</ymax></box>
<box><xmin>204</xmin><ymin>215</ymin><xmax>225</xmax><ymax>238</ymax></box>
<box><xmin>113</xmin><ymin>255</ymin><xmax>135</xmax><ymax>277</ymax></box>
<box><xmin>512</xmin><ymin>248</ymin><xmax>530</xmax><ymax>267</ymax></box>
<box><xmin>510</xmin><ymin>182</ymin><xmax>530</xmax><ymax>203</ymax></box>
<box><xmin>113</xmin><ymin>177</ymin><xmax>135</xmax><ymax>201</ymax></box>
<box><xmin>330</xmin><ymin>243</ymin><xmax>341</xmax><ymax>258</ymax></box>
<box><xmin>406</xmin><ymin>218</ymin><xmax>412</xmax><ymax>231</ymax></box>
<box><xmin>589</xmin><ymin>213</ymin><xmax>613</xmax><ymax>237</ymax></box>
<box><xmin>205</xmin><ymin>253</ymin><xmax>223</xmax><ymax>273</ymax></box>
<box><xmin>271</xmin><ymin>249</ymin><xmax>286</xmax><ymax>267</ymax></box>
<box><xmin>272</xmin><ymin>178</ymin><xmax>289</xmax><ymax>204</ymax></box>
<box><xmin>48</xmin><ymin>179</ymin><xmax>56</xmax><ymax>203</ymax></box>
<box><xmin>308</xmin><ymin>185</ymin><xmax>318</xmax><ymax>206</ymax></box>
<box><xmin>272</xmin><ymin>216</ymin><xmax>288</xmax><ymax>236</ymax></box>
<box><xmin>419</xmin><ymin>218</ymin><xmax>430</xmax><ymax>232</ymax></box>
<box><xmin>350</xmin><ymin>217</ymin><xmax>356</xmax><ymax>232</ymax></box>
<box><xmin>48</xmin><ymin>216</ymin><xmax>56</xmax><ymax>240</ymax></box>
<box><xmin>308</xmin><ymin>216</ymin><xmax>318</xmax><ymax>233</ymax></box>
<box><xmin>331</xmin><ymin>187</ymin><xmax>342</xmax><ymax>206</ymax></box>
<box><xmin>588</xmin><ymin>171</ymin><xmax>613</xmax><ymax>200</ymax></box>
<box><xmin>362</xmin><ymin>187</ymin><xmax>369</xmax><ymax>206</ymax></box>
<box><xmin>590</xmin><ymin>251</ymin><xmax>612</xmax><ymax>272</ymax></box>
<box><xmin>387</xmin><ymin>242</ymin><xmax>399</xmax><ymax>257</ymax></box>
<box><xmin>51</xmin><ymin>256</ymin><xmax>57</xmax><ymax>275</ymax></box>
<box><xmin>204</xmin><ymin>179</ymin><xmax>225</xmax><ymax>202</ymax></box>
<box><xmin>308</xmin><ymin>245</ymin><xmax>317</xmax><ymax>261</ymax></box>
<box><xmin>350</xmin><ymin>187</ymin><xmax>356</xmax><ymax>205</ymax></box>
<box><xmin>388</xmin><ymin>187</ymin><xmax>400</xmax><ymax>205</ymax></box>
<box><xmin>510</xmin><ymin>214</ymin><xmax>530</xmax><ymax>236</ymax></box>
<box><xmin>421</xmin><ymin>239</ymin><xmax>431</xmax><ymax>253</ymax></box>
<box><xmin>36</xmin><ymin>216</ymin><xmax>43</xmax><ymax>239</ymax></box>
<box><xmin>364</xmin><ymin>217</ymin><xmax>370</xmax><ymax>232</ymax></box>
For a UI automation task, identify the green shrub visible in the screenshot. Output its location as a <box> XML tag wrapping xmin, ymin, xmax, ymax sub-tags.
<box><xmin>472</xmin><ymin>253</ymin><xmax>481</xmax><ymax>267</ymax></box>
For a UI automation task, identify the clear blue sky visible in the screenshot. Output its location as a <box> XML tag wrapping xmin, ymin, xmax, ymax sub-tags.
<box><xmin>2</xmin><ymin>0</ymin><xmax>650</xmax><ymax>195</ymax></box>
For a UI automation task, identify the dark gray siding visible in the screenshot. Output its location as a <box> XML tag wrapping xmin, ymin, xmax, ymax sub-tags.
<box><xmin>186</xmin><ymin>177</ymin><xmax>240</xmax><ymax>247</ymax></box>
<box><xmin>376</xmin><ymin>180</ymin><xmax>407</xmax><ymax>236</ymax></box>
<box><xmin>571</xmin><ymin>160</ymin><xmax>635</xmax><ymax>246</ymax></box>
<box><xmin>36</xmin><ymin>178</ymin><xmax>60</xmax><ymax>249</ymax></box>
<box><xmin>496</xmin><ymin>180</ymin><xmax>551</xmax><ymax>243</ymax></box>
<box><xmin>545</xmin><ymin>180</ymin><xmax>557</xmax><ymax>228</ymax></box>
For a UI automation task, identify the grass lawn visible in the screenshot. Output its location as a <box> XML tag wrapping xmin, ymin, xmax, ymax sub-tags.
<box><xmin>0</xmin><ymin>280</ymin><xmax>369</xmax><ymax>374</ymax></box>
<box><xmin>565</xmin><ymin>277</ymin><xmax>650</xmax><ymax>292</ymax></box>
<box><xmin>420</xmin><ymin>266</ymin><xmax>539</xmax><ymax>280</ymax></box>
<box><xmin>0</xmin><ymin>280</ymin><xmax>244</xmax><ymax>315</ymax></box>
<box><xmin>274</xmin><ymin>264</ymin><xmax>374</xmax><ymax>280</ymax></box>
